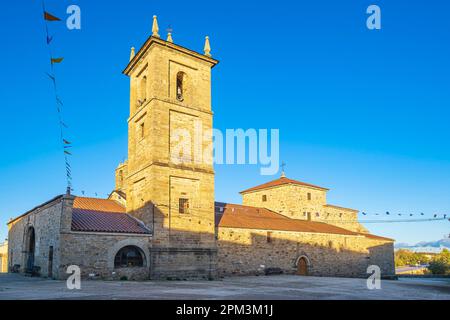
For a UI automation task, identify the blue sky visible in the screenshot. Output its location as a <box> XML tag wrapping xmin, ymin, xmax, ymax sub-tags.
<box><xmin>0</xmin><ymin>0</ymin><xmax>449</xmax><ymax>244</ymax></box>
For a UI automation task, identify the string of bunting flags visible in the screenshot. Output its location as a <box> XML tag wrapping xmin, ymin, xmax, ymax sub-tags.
<box><xmin>360</xmin><ymin>211</ymin><xmax>448</xmax><ymax>218</ymax></box>
<box><xmin>301</xmin><ymin>210</ymin><xmax>450</xmax><ymax>224</ymax></box>
<box><xmin>42</xmin><ymin>1</ymin><xmax>73</xmax><ymax>190</ymax></box>
<box><xmin>350</xmin><ymin>211</ymin><xmax>449</xmax><ymax>224</ymax></box>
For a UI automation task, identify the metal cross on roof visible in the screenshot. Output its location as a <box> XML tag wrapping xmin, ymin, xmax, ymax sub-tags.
<box><xmin>281</xmin><ymin>162</ymin><xmax>286</xmax><ymax>177</ymax></box>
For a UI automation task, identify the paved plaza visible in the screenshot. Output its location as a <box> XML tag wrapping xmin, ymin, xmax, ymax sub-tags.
<box><xmin>0</xmin><ymin>274</ymin><xmax>449</xmax><ymax>300</ymax></box>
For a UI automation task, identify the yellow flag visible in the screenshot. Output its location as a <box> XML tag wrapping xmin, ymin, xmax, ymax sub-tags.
<box><xmin>51</xmin><ymin>57</ymin><xmax>64</xmax><ymax>64</ymax></box>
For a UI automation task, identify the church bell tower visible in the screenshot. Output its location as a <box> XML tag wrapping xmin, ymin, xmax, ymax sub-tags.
<box><xmin>121</xmin><ymin>15</ymin><xmax>218</xmax><ymax>278</ymax></box>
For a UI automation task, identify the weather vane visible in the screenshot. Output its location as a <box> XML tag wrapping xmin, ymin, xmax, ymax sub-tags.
<box><xmin>281</xmin><ymin>161</ymin><xmax>286</xmax><ymax>177</ymax></box>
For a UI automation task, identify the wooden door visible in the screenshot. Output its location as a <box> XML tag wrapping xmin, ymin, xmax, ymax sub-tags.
<box><xmin>48</xmin><ymin>246</ymin><xmax>54</xmax><ymax>278</ymax></box>
<box><xmin>297</xmin><ymin>257</ymin><xmax>308</xmax><ymax>276</ymax></box>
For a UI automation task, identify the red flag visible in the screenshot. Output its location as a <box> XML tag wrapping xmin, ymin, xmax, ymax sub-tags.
<box><xmin>44</xmin><ymin>11</ymin><xmax>61</xmax><ymax>21</ymax></box>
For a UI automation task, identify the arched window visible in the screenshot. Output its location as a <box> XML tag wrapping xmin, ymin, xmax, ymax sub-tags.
<box><xmin>176</xmin><ymin>72</ymin><xmax>186</xmax><ymax>101</ymax></box>
<box><xmin>114</xmin><ymin>246</ymin><xmax>144</xmax><ymax>268</ymax></box>
<box><xmin>119</xmin><ymin>170</ymin><xmax>124</xmax><ymax>185</ymax></box>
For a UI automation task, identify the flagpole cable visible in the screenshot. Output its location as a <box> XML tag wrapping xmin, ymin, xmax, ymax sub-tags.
<box><xmin>41</xmin><ymin>0</ymin><xmax>73</xmax><ymax>192</ymax></box>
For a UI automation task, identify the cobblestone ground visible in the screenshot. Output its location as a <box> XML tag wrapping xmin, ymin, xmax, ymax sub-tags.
<box><xmin>0</xmin><ymin>274</ymin><xmax>449</xmax><ymax>300</ymax></box>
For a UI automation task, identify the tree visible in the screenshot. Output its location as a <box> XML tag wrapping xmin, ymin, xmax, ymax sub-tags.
<box><xmin>395</xmin><ymin>250</ymin><xmax>430</xmax><ymax>267</ymax></box>
<box><xmin>427</xmin><ymin>249</ymin><xmax>450</xmax><ymax>275</ymax></box>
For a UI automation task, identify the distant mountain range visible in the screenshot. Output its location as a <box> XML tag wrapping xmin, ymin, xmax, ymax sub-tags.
<box><xmin>395</xmin><ymin>238</ymin><xmax>450</xmax><ymax>253</ymax></box>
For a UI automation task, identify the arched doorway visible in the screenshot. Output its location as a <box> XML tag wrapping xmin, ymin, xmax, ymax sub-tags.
<box><xmin>296</xmin><ymin>256</ymin><xmax>309</xmax><ymax>276</ymax></box>
<box><xmin>25</xmin><ymin>227</ymin><xmax>35</xmax><ymax>272</ymax></box>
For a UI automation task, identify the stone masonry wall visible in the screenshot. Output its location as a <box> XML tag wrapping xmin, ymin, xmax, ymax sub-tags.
<box><xmin>59</xmin><ymin>232</ymin><xmax>152</xmax><ymax>280</ymax></box>
<box><xmin>115</xmin><ymin>161</ymin><xmax>128</xmax><ymax>192</ymax></box>
<box><xmin>242</xmin><ymin>184</ymin><xmax>367</xmax><ymax>232</ymax></box>
<box><xmin>149</xmin><ymin>247</ymin><xmax>217</xmax><ymax>280</ymax></box>
<box><xmin>125</xmin><ymin>41</ymin><xmax>217</xmax><ymax>256</ymax></box>
<box><xmin>217</xmin><ymin>227</ymin><xmax>395</xmax><ymax>278</ymax></box>
<box><xmin>123</xmin><ymin>41</ymin><xmax>218</xmax><ymax>280</ymax></box>
<box><xmin>321</xmin><ymin>205</ymin><xmax>368</xmax><ymax>233</ymax></box>
<box><xmin>242</xmin><ymin>184</ymin><xmax>327</xmax><ymax>221</ymax></box>
<box><xmin>7</xmin><ymin>197</ymin><xmax>66</xmax><ymax>278</ymax></box>
<box><xmin>0</xmin><ymin>242</ymin><xmax>7</xmax><ymax>273</ymax></box>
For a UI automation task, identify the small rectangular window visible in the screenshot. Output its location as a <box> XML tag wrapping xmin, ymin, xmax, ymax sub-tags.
<box><xmin>262</xmin><ymin>195</ymin><xmax>267</xmax><ymax>202</ymax></box>
<box><xmin>267</xmin><ymin>231</ymin><xmax>272</xmax><ymax>243</ymax></box>
<box><xmin>140</xmin><ymin>122</ymin><xmax>145</xmax><ymax>139</ymax></box>
<box><xmin>179</xmin><ymin>198</ymin><xmax>189</xmax><ymax>214</ymax></box>
<box><xmin>307</xmin><ymin>193</ymin><xmax>312</xmax><ymax>201</ymax></box>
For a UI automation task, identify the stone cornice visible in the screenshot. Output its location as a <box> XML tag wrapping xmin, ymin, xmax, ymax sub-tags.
<box><xmin>123</xmin><ymin>36</ymin><xmax>219</xmax><ymax>76</ymax></box>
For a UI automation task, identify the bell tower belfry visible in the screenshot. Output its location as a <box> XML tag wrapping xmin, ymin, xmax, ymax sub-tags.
<box><xmin>121</xmin><ymin>15</ymin><xmax>218</xmax><ymax>279</ymax></box>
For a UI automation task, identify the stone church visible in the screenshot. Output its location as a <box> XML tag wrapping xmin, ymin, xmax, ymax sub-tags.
<box><xmin>6</xmin><ymin>16</ymin><xmax>395</xmax><ymax>280</ymax></box>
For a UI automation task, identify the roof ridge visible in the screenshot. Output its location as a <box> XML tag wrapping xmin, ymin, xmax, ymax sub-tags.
<box><xmin>125</xmin><ymin>213</ymin><xmax>152</xmax><ymax>233</ymax></box>
<box><xmin>74</xmin><ymin>196</ymin><xmax>110</xmax><ymax>201</ymax></box>
<box><xmin>240</xmin><ymin>176</ymin><xmax>329</xmax><ymax>194</ymax></box>
<box><xmin>72</xmin><ymin>208</ymin><xmax>125</xmax><ymax>214</ymax></box>
<box><xmin>324</xmin><ymin>204</ymin><xmax>359</xmax><ymax>212</ymax></box>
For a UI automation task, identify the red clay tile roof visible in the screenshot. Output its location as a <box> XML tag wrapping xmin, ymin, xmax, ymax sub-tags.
<box><xmin>71</xmin><ymin>197</ymin><xmax>150</xmax><ymax>235</ymax></box>
<box><xmin>215</xmin><ymin>202</ymin><xmax>393</xmax><ymax>241</ymax></box>
<box><xmin>240</xmin><ymin>176</ymin><xmax>329</xmax><ymax>194</ymax></box>
<box><xmin>360</xmin><ymin>233</ymin><xmax>394</xmax><ymax>242</ymax></box>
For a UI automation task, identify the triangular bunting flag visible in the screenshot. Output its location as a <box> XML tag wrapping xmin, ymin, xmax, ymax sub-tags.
<box><xmin>46</xmin><ymin>35</ymin><xmax>53</xmax><ymax>45</ymax></box>
<box><xmin>63</xmin><ymin>139</ymin><xmax>71</xmax><ymax>145</ymax></box>
<box><xmin>64</xmin><ymin>150</ymin><xmax>72</xmax><ymax>155</ymax></box>
<box><xmin>56</xmin><ymin>96</ymin><xmax>64</xmax><ymax>106</ymax></box>
<box><xmin>44</xmin><ymin>11</ymin><xmax>61</xmax><ymax>21</ymax></box>
<box><xmin>46</xmin><ymin>72</ymin><xmax>56</xmax><ymax>83</ymax></box>
<box><xmin>51</xmin><ymin>57</ymin><xmax>64</xmax><ymax>64</ymax></box>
